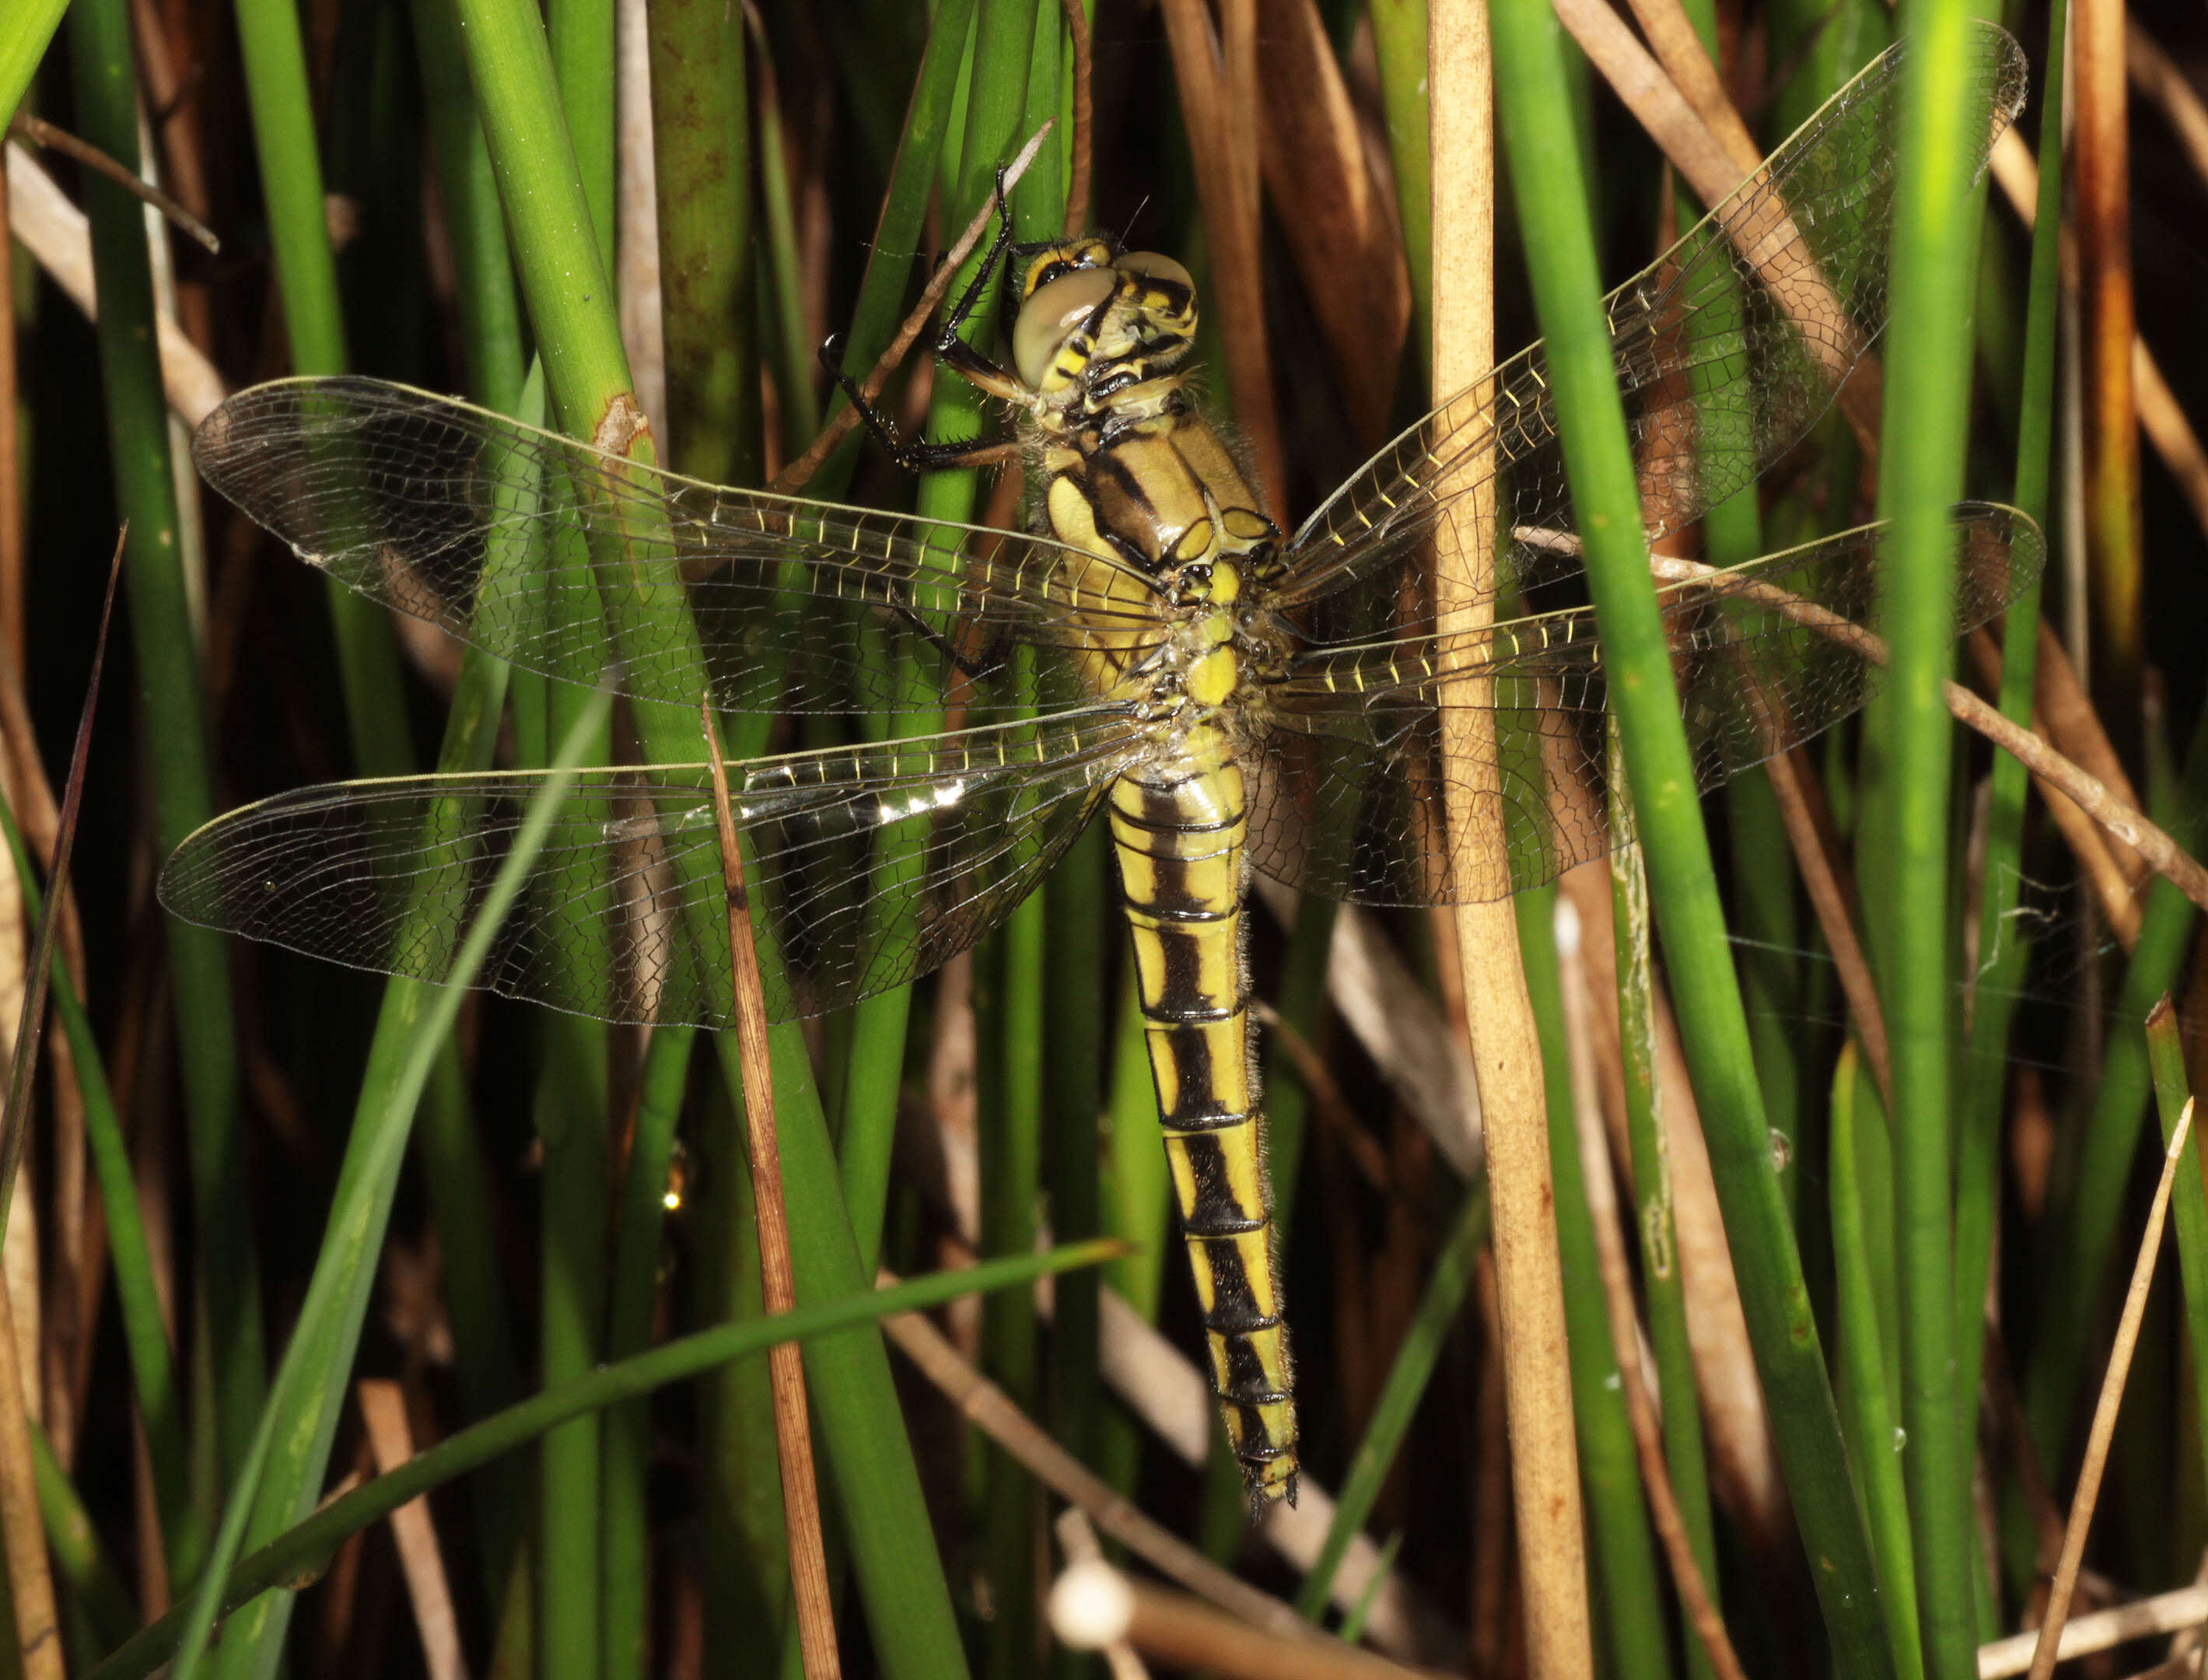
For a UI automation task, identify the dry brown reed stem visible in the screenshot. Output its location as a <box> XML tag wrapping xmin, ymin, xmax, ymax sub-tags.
<box><xmin>1544</xmin><ymin>0</ymin><xmax>1881</xmax><ymax>449</ymax></box>
<box><xmin>1982</xmin><ymin>1583</ymin><xmax>2208</xmax><ymax>1678</ymax></box>
<box><xmin>1553</xmin><ymin>901</ymin><xmax>1751</xmax><ymax>1680</ymax></box>
<box><xmin>1636</xmin><ymin>551</ymin><xmax>2208</xmax><ymax>914</ymax></box>
<box><xmin>2024</xmin><ymin>1097</ymin><xmax>2196</xmax><ymax>1680</ymax></box>
<box><xmin>0</xmin><ymin>1273</ymin><xmax>59</xmax><ymax>1680</ymax></box>
<box><xmin>357</xmin><ymin>1381</ymin><xmax>470</xmax><ymax>1680</ymax></box>
<box><xmin>1156</xmin><ymin>0</ymin><xmax>1285</xmax><ymax>520</ymax></box>
<box><xmin>877</xmin><ymin>1290</ymin><xmax>1327</xmax><ymax>1647</ymax></box>
<box><xmin>2073</xmin><ymin>0</ymin><xmax>2144</xmax><ymax>698</ymax></box>
<box><xmin>1989</xmin><ymin>132</ymin><xmax>2208</xmax><ymax>559</ymax></box>
<box><xmin>1059</xmin><ymin>0</ymin><xmax>1093</xmax><ymax>236</ymax></box>
<box><xmin>765</xmin><ymin>123</ymin><xmax>1052</xmax><ymax>496</ymax></box>
<box><xmin>1252</xmin><ymin>0</ymin><xmax>1412</xmax><ymax>446</ymax></box>
<box><xmin>1052</xmin><ymin>1568</ymin><xmax>1445</xmax><ymax>1680</ymax></box>
<box><xmin>2127</xmin><ymin>23</ymin><xmax>2208</xmax><ymax>192</ymax></box>
<box><xmin>5</xmin><ymin>145</ymin><xmax>226</xmax><ymax>425</ymax></box>
<box><xmin>700</xmin><ymin>703</ymin><xmax>841</xmax><ymax>1680</ymax></box>
<box><xmin>1758</xmin><ymin>744</ymin><xmax>1891</xmax><ymax>1101</ymax></box>
<box><xmin>1431</xmin><ymin>0</ymin><xmax>1591</xmax><ymax>1673</ymax></box>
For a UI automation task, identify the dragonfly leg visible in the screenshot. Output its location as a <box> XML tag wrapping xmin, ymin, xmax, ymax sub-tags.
<box><xmin>819</xmin><ymin>345</ymin><xmax>1025</xmax><ymax>474</ymax></box>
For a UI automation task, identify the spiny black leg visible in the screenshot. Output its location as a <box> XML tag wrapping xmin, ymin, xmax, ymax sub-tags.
<box><xmin>940</xmin><ymin>177</ymin><xmax>1018</xmax><ymax>349</ymax></box>
<box><xmin>819</xmin><ymin>342</ymin><xmax>1022</xmax><ymax>474</ymax></box>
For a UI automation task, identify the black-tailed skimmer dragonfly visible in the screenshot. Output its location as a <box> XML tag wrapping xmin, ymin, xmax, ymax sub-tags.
<box><xmin>162</xmin><ymin>24</ymin><xmax>2035</xmax><ymax>1507</ymax></box>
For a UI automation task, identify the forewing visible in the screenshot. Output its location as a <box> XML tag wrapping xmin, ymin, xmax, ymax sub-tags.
<box><xmin>193</xmin><ymin>378</ymin><xmax>1168</xmax><ymax>719</ymax></box>
<box><xmin>1247</xmin><ymin>506</ymin><xmax>2042</xmax><ymax>905</ymax></box>
<box><xmin>158</xmin><ymin>706</ymin><xmax>1148</xmax><ymax>1025</ymax></box>
<box><xmin>1272</xmin><ymin>23</ymin><xmax>2029</xmax><ymax>645</ymax></box>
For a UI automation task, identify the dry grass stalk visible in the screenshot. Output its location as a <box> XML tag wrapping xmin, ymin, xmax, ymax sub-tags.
<box><xmin>765</xmin><ymin>123</ymin><xmax>1052</xmax><ymax>495</ymax></box>
<box><xmin>878</xmin><ymin>1291</ymin><xmax>1324</xmax><ymax>1645</ymax></box>
<box><xmin>1980</xmin><ymin>1582</ymin><xmax>2208</xmax><ymax>1678</ymax></box>
<box><xmin>7</xmin><ymin>113</ymin><xmax>219</xmax><ymax>253</ymax></box>
<box><xmin>357</xmin><ymin>1380</ymin><xmax>471</xmax><ymax>1680</ymax></box>
<box><xmin>2024</xmin><ymin>1098</ymin><xmax>2196</xmax><ymax>1680</ymax></box>
<box><xmin>1544</xmin><ymin>0</ymin><xmax>1881</xmax><ymax>446</ymax></box>
<box><xmin>1052</xmin><ymin>1566</ymin><xmax>1444</xmax><ymax>1680</ymax></box>
<box><xmin>5</xmin><ymin>145</ymin><xmax>226</xmax><ymax>426</ymax></box>
<box><xmin>2073</xmin><ymin>0</ymin><xmax>2144</xmax><ymax>695</ymax></box>
<box><xmin>0</xmin><ymin>1272</ymin><xmax>59</xmax><ymax>1680</ymax></box>
<box><xmin>1626</xmin><ymin>548</ymin><xmax>2208</xmax><ymax>912</ymax></box>
<box><xmin>1253</xmin><ymin>0</ymin><xmax>1412</xmax><ymax>445</ymax></box>
<box><xmin>1156</xmin><ymin>0</ymin><xmax>1286</xmax><ymax>516</ymax></box>
<box><xmin>1553</xmin><ymin>900</ymin><xmax>1751</xmax><ymax>1680</ymax></box>
<box><xmin>700</xmin><ymin>702</ymin><xmax>842</xmax><ymax>1680</ymax></box>
<box><xmin>1988</xmin><ymin>133</ymin><xmax>2208</xmax><ymax>566</ymax></box>
<box><xmin>1759</xmin><ymin>741</ymin><xmax>1892</xmax><ymax>1101</ymax></box>
<box><xmin>2128</xmin><ymin>23</ymin><xmax>2208</xmax><ymax>190</ymax></box>
<box><xmin>1430</xmin><ymin>0</ymin><xmax>1592</xmax><ymax>1671</ymax></box>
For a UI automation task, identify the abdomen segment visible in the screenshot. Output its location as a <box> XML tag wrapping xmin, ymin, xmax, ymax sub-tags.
<box><xmin>1109</xmin><ymin>747</ymin><xmax>1298</xmax><ymax>1506</ymax></box>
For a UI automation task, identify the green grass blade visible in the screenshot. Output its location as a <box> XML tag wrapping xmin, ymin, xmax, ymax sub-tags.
<box><xmin>166</xmin><ymin>687</ymin><xmax>616</xmax><ymax>1680</ymax></box>
<box><xmin>65</xmin><ymin>0</ymin><xmax>261</xmax><ymax>1506</ymax></box>
<box><xmin>30</xmin><ymin>1426</ymin><xmax>135</xmax><ymax>1657</ymax></box>
<box><xmin>2147</xmin><ymin>1000</ymin><xmax>2208</xmax><ymax>1510</ymax></box>
<box><xmin>1830</xmin><ymin>1049</ymin><xmax>1926</xmax><ymax>1680</ymax></box>
<box><xmin>95</xmin><ymin>1240</ymin><xmax>1119</xmax><ymax>1680</ymax></box>
<box><xmin>1369</xmin><ymin>0</ymin><xmax>1432</xmax><ymax>356</ymax></box>
<box><xmin>0</xmin><ymin>794</ymin><xmax>194</xmax><ymax>1585</ymax></box>
<box><xmin>1951</xmin><ymin>0</ymin><xmax>2065</xmax><ymax>1552</ymax></box>
<box><xmin>651</xmin><ymin>0</ymin><xmax>761</xmax><ymax>486</ymax></box>
<box><xmin>2024</xmin><ymin>718</ymin><xmax>2208</xmax><ymax>1470</ymax></box>
<box><xmin>1486</xmin><ymin>0</ymin><xmax>1891</xmax><ymax>1662</ymax></box>
<box><xmin>1524</xmin><ymin>891</ymin><xmax>1674</xmax><ymax>1680</ymax></box>
<box><xmin>601</xmin><ymin>1024</ymin><xmax>695</xmax><ymax>1678</ymax></box>
<box><xmin>1870</xmin><ymin>5</ymin><xmax>1996</xmax><ymax>1671</ymax></box>
<box><xmin>548</xmin><ymin>0</ymin><xmax>615</xmax><ymax>252</ymax></box>
<box><xmin>1607</xmin><ymin>727</ymin><xmax>1720</xmax><ymax>1679</ymax></box>
<box><xmin>1294</xmin><ymin>1180</ymin><xmax>1488</xmax><ymax>1620</ymax></box>
<box><xmin>0</xmin><ymin>5</ymin><xmax>65</xmax><ymax>125</ymax></box>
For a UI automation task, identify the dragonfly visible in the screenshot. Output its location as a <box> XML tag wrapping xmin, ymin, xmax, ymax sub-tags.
<box><xmin>163</xmin><ymin>23</ymin><xmax>2035</xmax><ymax>1508</ymax></box>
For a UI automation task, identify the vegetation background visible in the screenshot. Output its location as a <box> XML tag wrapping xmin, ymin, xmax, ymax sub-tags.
<box><xmin>2</xmin><ymin>0</ymin><xmax>2207</xmax><ymax>1674</ymax></box>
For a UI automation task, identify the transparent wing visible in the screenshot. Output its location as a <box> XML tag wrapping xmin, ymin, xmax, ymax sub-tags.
<box><xmin>1247</xmin><ymin>506</ymin><xmax>2042</xmax><ymax>905</ymax></box>
<box><xmin>193</xmin><ymin>378</ymin><xmax>1170</xmax><ymax>719</ymax></box>
<box><xmin>158</xmin><ymin>706</ymin><xmax>1148</xmax><ymax>1026</ymax></box>
<box><xmin>1271</xmin><ymin>22</ymin><xmax>2029</xmax><ymax>645</ymax></box>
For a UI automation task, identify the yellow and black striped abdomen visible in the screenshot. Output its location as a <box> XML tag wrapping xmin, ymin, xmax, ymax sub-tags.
<box><xmin>1109</xmin><ymin>732</ymin><xmax>1298</xmax><ymax>1504</ymax></box>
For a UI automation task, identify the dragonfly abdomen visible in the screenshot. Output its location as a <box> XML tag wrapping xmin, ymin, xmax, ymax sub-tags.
<box><xmin>1108</xmin><ymin>738</ymin><xmax>1298</xmax><ymax>1507</ymax></box>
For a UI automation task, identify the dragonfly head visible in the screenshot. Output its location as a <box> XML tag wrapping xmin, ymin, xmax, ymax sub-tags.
<box><xmin>1010</xmin><ymin>240</ymin><xmax>1198</xmax><ymax>401</ymax></box>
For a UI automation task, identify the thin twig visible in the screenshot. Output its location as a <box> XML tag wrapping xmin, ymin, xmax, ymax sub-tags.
<box><xmin>1759</xmin><ymin>743</ymin><xmax>1892</xmax><ymax>1101</ymax></box>
<box><xmin>1627</xmin><ymin>548</ymin><xmax>2208</xmax><ymax>915</ymax></box>
<box><xmin>0</xmin><ymin>154</ymin><xmax>19</xmax><ymax>677</ymax></box>
<box><xmin>2025</xmin><ymin>1098</ymin><xmax>2196</xmax><ymax>1680</ymax></box>
<box><xmin>699</xmin><ymin>701</ymin><xmax>841</xmax><ymax>1680</ymax></box>
<box><xmin>0</xmin><ymin>529</ymin><xmax>124</xmax><ymax>1247</ymax></box>
<box><xmin>879</xmin><ymin>1290</ymin><xmax>1328</xmax><ymax>1647</ymax></box>
<box><xmin>1060</xmin><ymin>0</ymin><xmax>1094</xmax><ymax>236</ymax></box>
<box><xmin>765</xmin><ymin>123</ymin><xmax>1052</xmax><ymax>495</ymax></box>
<box><xmin>1553</xmin><ymin>900</ymin><xmax>1752</xmax><ymax>1680</ymax></box>
<box><xmin>8</xmin><ymin>114</ymin><xmax>219</xmax><ymax>253</ymax></box>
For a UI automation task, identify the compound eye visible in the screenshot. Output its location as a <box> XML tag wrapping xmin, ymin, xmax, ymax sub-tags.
<box><xmin>1013</xmin><ymin>265</ymin><xmax>1116</xmax><ymax>390</ymax></box>
<box><xmin>1114</xmin><ymin>251</ymin><xmax>1194</xmax><ymax>294</ymax></box>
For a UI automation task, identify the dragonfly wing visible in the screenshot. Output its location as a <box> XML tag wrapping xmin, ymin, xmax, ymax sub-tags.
<box><xmin>159</xmin><ymin>705</ymin><xmax>1149</xmax><ymax>1025</ymax></box>
<box><xmin>1270</xmin><ymin>23</ymin><xmax>2028</xmax><ymax>644</ymax></box>
<box><xmin>1248</xmin><ymin>506</ymin><xmax>2041</xmax><ymax>905</ymax></box>
<box><xmin>194</xmin><ymin>378</ymin><xmax>1169</xmax><ymax>719</ymax></box>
